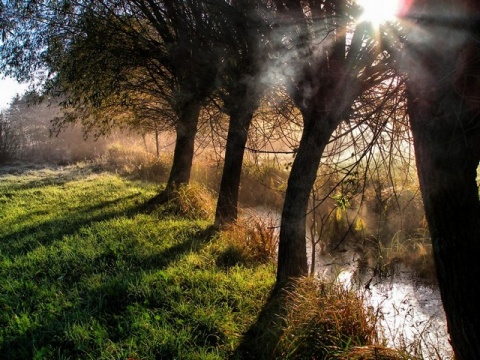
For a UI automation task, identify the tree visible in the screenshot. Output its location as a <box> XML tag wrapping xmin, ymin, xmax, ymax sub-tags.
<box><xmin>271</xmin><ymin>0</ymin><xmax>396</xmax><ymax>286</ymax></box>
<box><xmin>1</xmin><ymin>0</ymin><xmax>220</xmax><ymax>194</ymax></box>
<box><xmin>0</xmin><ymin>110</ymin><xmax>19</xmax><ymax>163</ymax></box>
<box><xmin>7</xmin><ymin>93</ymin><xmax>59</xmax><ymax>160</ymax></box>
<box><xmin>401</xmin><ymin>0</ymin><xmax>480</xmax><ymax>358</ymax></box>
<box><xmin>212</xmin><ymin>0</ymin><xmax>270</xmax><ymax>228</ymax></box>
<box><xmin>306</xmin><ymin>77</ymin><xmax>411</xmax><ymax>274</ymax></box>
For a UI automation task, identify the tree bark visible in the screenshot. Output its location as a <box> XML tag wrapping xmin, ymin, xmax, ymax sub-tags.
<box><xmin>276</xmin><ymin>105</ymin><xmax>342</xmax><ymax>285</ymax></box>
<box><xmin>166</xmin><ymin>103</ymin><xmax>201</xmax><ymax>192</ymax></box>
<box><xmin>403</xmin><ymin>2</ymin><xmax>480</xmax><ymax>357</ymax></box>
<box><xmin>214</xmin><ymin>109</ymin><xmax>254</xmax><ymax>228</ymax></box>
<box><xmin>408</xmin><ymin>86</ymin><xmax>480</xmax><ymax>360</ymax></box>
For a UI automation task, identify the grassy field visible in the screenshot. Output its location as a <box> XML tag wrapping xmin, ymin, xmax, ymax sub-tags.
<box><xmin>2</xmin><ymin>162</ymin><xmax>431</xmax><ymax>360</ymax></box>
<box><xmin>0</xmin><ymin>164</ymin><xmax>276</xmax><ymax>359</ymax></box>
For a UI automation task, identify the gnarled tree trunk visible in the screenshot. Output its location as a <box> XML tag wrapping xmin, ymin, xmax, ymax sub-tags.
<box><xmin>272</xmin><ymin>0</ymin><xmax>376</xmax><ymax>289</ymax></box>
<box><xmin>276</xmin><ymin>105</ymin><xmax>344</xmax><ymax>285</ymax></box>
<box><xmin>404</xmin><ymin>2</ymin><xmax>480</xmax><ymax>357</ymax></box>
<box><xmin>408</xmin><ymin>90</ymin><xmax>480</xmax><ymax>360</ymax></box>
<box><xmin>214</xmin><ymin>109</ymin><xmax>254</xmax><ymax>228</ymax></box>
<box><xmin>407</xmin><ymin>74</ymin><xmax>480</xmax><ymax>360</ymax></box>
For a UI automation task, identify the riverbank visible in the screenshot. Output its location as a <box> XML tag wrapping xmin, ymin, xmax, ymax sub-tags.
<box><xmin>244</xmin><ymin>206</ymin><xmax>453</xmax><ymax>359</ymax></box>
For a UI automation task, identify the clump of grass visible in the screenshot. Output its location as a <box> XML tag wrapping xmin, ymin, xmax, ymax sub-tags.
<box><xmin>155</xmin><ymin>182</ymin><xmax>216</xmax><ymax>221</ymax></box>
<box><xmin>245</xmin><ymin>215</ymin><xmax>278</xmax><ymax>264</ymax></box>
<box><xmin>362</xmin><ymin>232</ymin><xmax>436</xmax><ymax>283</ymax></box>
<box><xmin>276</xmin><ymin>277</ymin><xmax>392</xmax><ymax>359</ymax></box>
<box><xmin>215</xmin><ymin>215</ymin><xmax>278</xmax><ymax>268</ymax></box>
<box><xmin>235</xmin><ymin>276</ymin><xmax>414</xmax><ymax>359</ymax></box>
<box><xmin>336</xmin><ymin>345</ymin><xmax>413</xmax><ymax>359</ymax></box>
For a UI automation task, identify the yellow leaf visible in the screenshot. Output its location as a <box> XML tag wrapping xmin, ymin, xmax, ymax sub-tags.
<box><xmin>355</xmin><ymin>218</ymin><xmax>366</xmax><ymax>231</ymax></box>
<box><xmin>335</xmin><ymin>207</ymin><xmax>342</xmax><ymax>221</ymax></box>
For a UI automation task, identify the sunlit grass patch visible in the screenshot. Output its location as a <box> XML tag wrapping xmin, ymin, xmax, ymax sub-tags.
<box><xmin>0</xmin><ymin>165</ymin><xmax>275</xmax><ymax>359</ymax></box>
<box><xmin>0</xmin><ymin>165</ymin><xmax>158</xmax><ymax>257</ymax></box>
<box><xmin>154</xmin><ymin>182</ymin><xmax>217</xmax><ymax>221</ymax></box>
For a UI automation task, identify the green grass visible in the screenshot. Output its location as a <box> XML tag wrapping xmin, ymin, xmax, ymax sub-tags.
<box><xmin>0</xmin><ymin>164</ymin><xmax>275</xmax><ymax>359</ymax></box>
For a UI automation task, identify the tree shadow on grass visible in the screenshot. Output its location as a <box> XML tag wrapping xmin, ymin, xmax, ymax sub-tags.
<box><xmin>0</xmin><ymin>163</ymin><xmax>103</xmax><ymax>192</ymax></box>
<box><xmin>0</xmin><ymin>193</ymin><xmax>147</xmax><ymax>257</ymax></box>
<box><xmin>231</xmin><ymin>286</ymin><xmax>290</xmax><ymax>360</ymax></box>
<box><xmin>0</xmin><ymin>224</ymin><xmax>217</xmax><ymax>359</ymax></box>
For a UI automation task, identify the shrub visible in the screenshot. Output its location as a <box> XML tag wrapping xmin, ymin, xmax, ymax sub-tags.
<box><xmin>216</xmin><ymin>215</ymin><xmax>278</xmax><ymax>267</ymax></box>
<box><xmin>157</xmin><ymin>182</ymin><xmax>216</xmax><ymax>220</ymax></box>
<box><xmin>101</xmin><ymin>142</ymin><xmax>171</xmax><ymax>181</ymax></box>
<box><xmin>239</xmin><ymin>162</ymin><xmax>287</xmax><ymax>210</ymax></box>
<box><xmin>276</xmin><ymin>277</ymin><xmax>380</xmax><ymax>359</ymax></box>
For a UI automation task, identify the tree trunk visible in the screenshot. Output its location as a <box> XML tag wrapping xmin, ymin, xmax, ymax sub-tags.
<box><xmin>276</xmin><ymin>106</ymin><xmax>342</xmax><ymax>286</ymax></box>
<box><xmin>166</xmin><ymin>103</ymin><xmax>201</xmax><ymax>192</ymax></box>
<box><xmin>408</xmin><ymin>86</ymin><xmax>480</xmax><ymax>359</ymax></box>
<box><xmin>214</xmin><ymin>109</ymin><xmax>254</xmax><ymax>228</ymax></box>
<box><xmin>403</xmin><ymin>2</ymin><xmax>480</xmax><ymax>357</ymax></box>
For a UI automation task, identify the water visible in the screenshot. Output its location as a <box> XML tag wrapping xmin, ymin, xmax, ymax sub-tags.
<box><xmin>245</xmin><ymin>207</ymin><xmax>454</xmax><ymax>359</ymax></box>
<box><xmin>332</xmin><ymin>260</ymin><xmax>453</xmax><ymax>359</ymax></box>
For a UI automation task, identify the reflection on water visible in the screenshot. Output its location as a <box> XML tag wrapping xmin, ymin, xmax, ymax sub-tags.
<box><xmin>245</xmin><ymin>207</ymin><xmax>454</xmax><ymax>359</ymax></box>
<box><xmin>318</xmin><ymin>253</ymin><xmax>453</xmax><ymax>359</ymax></box>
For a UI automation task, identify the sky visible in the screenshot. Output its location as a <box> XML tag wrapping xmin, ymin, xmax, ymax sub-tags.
<box><xmin>0</xmin><ymin>77</ymin><xmax>29</xmax><ymax>111</ymax></box>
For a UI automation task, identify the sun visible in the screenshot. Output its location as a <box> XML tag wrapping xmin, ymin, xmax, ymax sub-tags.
<box><xmin>356</xmin><ymin>0</ymin><xmax>409</xmax><ymax>27</ymax></box>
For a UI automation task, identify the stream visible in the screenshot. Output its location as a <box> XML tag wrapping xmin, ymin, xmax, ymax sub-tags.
<box><xmin>245</xmin><ymin>207</ymin><xmax>454</xmax><ymax>359</ymax></box>
<box><xmin>318</xmin><ymin>252</ymin><xmax>452</xmax><ymax>359</ymax></box>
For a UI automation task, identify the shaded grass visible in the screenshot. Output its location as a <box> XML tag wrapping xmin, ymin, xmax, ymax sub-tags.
<box><xmin>0</xmin><ymin>164</ymin><xmax>275</xmax><ymax>359</ymax></box>
<box><xmin>0</xmin><ymin>165</ymin><xmax>157</xmax><ymax>256</ymax></box>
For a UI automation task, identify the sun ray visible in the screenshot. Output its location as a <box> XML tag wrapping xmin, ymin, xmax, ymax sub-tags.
<box><xmin>356</xmin><ymin>0</ymin><xmax>412</xmax><ymax>27</ymax></box>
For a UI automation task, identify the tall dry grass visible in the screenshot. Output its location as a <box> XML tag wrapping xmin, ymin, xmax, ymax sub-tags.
<box><xmin>215</xmin><ymin>215</ymin><xmax>278</xmax><ymax>268</ymax></box>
